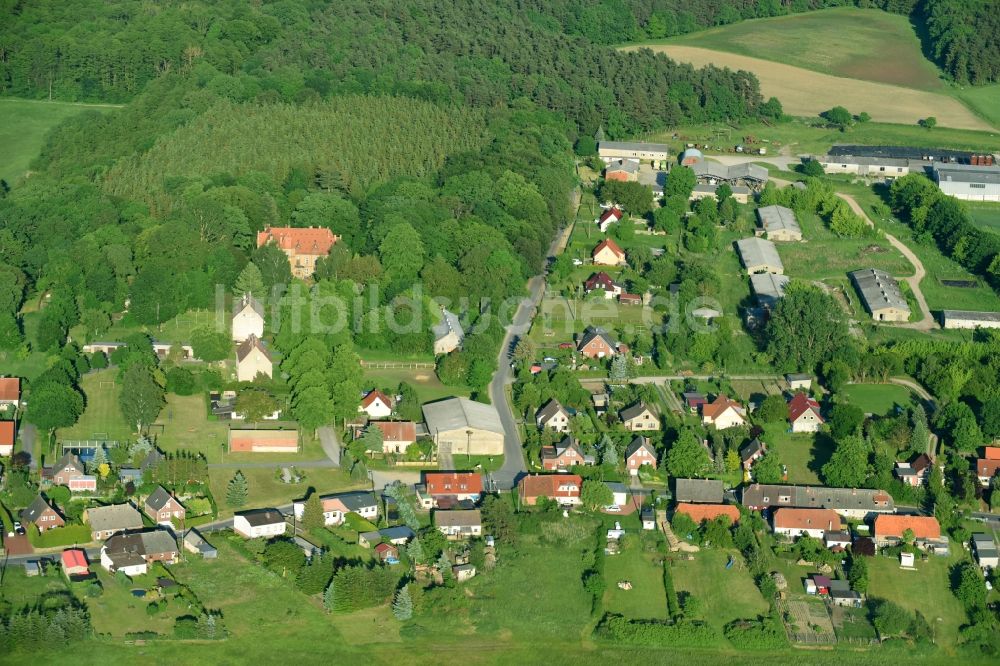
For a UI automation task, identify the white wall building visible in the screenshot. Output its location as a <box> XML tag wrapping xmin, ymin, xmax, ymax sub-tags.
<box><xmin>934</xmin><ymin>164</ymin><xmax>1000</xmax><ymax>202</ymax></box>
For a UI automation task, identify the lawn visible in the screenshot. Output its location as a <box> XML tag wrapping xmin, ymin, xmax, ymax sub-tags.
<box><xmin>842</xmin><ymin>383</ymin><xmax>915</xmax><ymax>416</ymax></box>
<box><xmin>968</xmin><ymin>203</ymin><xmax>1000</xmax><ymax>235</ymax></box>
<box><xmin>761</xmin><ymin>425</ymin><xmax>833</xmax><ymax>486</ymax></box>
<box><xmin>953</xmin><ymin>83</ymin><xmax>1000</xmax><ymax>130</ymax></box>
<box><xmin>603</xmin><ymin>533</ymin><xmax>667</xmax><ymax>619</ymax></box>
<box><xmin>0</xmin><ymin>98</ymin><xmax>116</xmax><ymax>184</ymax></box>
<box><xmin>670</xmin><ymin>548</ymin><xmax>769</xmax><ymax>634</ymax></box>
<box><xmin>659</xmin><ymin>8</ymin><xmax>943</xmax><ymax>91</ymax></box>
<box><xmin>83</xmin><ymin>568</ymin><xmax>187</xmax><ymax>638</ymax></box>
<box><xmin>207</xmin><ymin>466</ymin><xmax>364</xmax><ymax>517</ymax></box>
<box><xmin>0</xmin><ymin>566</ymin><xmax>71</xmax><ymax>608</ymax></box>
<box><xmin>99</xmin><ymin>308</ymin><xmax>222</xmax><ymax>346</ymax></box>
<box><xmin>362</xmin><ymin>367</ymin><xmax>468</xmax><ymax>404</ymax></box>
<box><xmin>866</xmin><ymin>553</ymin><xmax>969</xmax><ymax>652</ymax></box>
<box><xmin>57</xmin><ymin>370</ymin><xmax>134</xmax><ymax>448</ymax></box>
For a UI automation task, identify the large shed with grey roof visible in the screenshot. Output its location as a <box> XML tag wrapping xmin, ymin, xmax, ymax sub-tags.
<box><xmin>736</xmin><ymin>237</ymin><xmax>783</xmax><ymax>275</ymax></box>
<box><xmin>933</xmin><ymin>163</ymin><xmax>1000</xmax><ymax>202</ymax></box>
<box><xmin>674</xmin><ymin>478</ymin><xmax>724</xmax><ymax>504</ymax></box>
<box><xmin>423</xmin><ymin>397</ymin><xmax>504</xmax><ymax>456</ymax></box>
<box><xmin>756</xmin><ymin>205</ymin><xmax>802</xmax><ymax>241</ymax></box>
<box><xmin>750</xmin><ymin>273</ymin><xmax>790</xmax><ymax>309</ymax></box>
<box><xmin>598</xmin><ymin>141</ymin><xmax>669</xmax><ymax>167</ymax></box>
<box><xmin>849</xmin><ymin>268</ymin><xmax>909</xmax><ymax>322</ymax></box>
<box><xmin>941</xmin><ymin>310</ymin><xmax>1000</xmax><ymax>329</ymax></box>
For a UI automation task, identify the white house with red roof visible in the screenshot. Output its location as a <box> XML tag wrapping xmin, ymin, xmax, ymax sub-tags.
<box><xmin>596</xmin><ymin>207</ymin><xmax>623</xmax><ymax>232</ymax></box>
<box><xmin>0</xmin><ymin>377</ymin><xmax>21</xmax><ymax>411</ymax></box>
<box><xmin>359</xmin><ymin>389</ymin><xmax>394</xmax><ymax>418</ymax></box>
<box><xmin>788</xmin><ymin>393</ymin><xmax>823</xmax><ymax>433</ymax></box>
<box><xmin>256</xmin><ymin>226</ymin><xmax>338</xmax><ymax>280</ymax></box>
<box><xmin>701</xmin><ymin>395</ymin><xmax>746</xmax><ymax>430</ymax></box>
<box><xmin>417</xmin><ymin>472</ymin><xmax>483</xmax><ymax>509</ymax></box>
<box><xmin>592</xmin><ymin>238</ymin><xmax>626</xmax><ymax>266</ymax></box>
<box><xmin>0</xmin><ymin>420</ymin><xmax>14</xmax><ymax>457</ymax></box>
<box><xmin>370</xmin><ymin>421</ymin><xmax>417</xmax><ymax>454</ymax></box>
<box><xmin>584</xmin><ymin>271</ymin><xmax>623</xmax><ymax>299</ymax></box>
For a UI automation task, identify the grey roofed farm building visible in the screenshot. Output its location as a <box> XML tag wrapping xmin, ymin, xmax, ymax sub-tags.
<box><xmin>933</xmin><ymin>163</ymin><xmax>1000</xmax><ymax>202</ymax></box>
<box><xmin>750</xmin><ymin>273</ymin><xmax>790</xmax><ymax>309</ymax></box>
<box><xmin>736</xmin><ymin>237</ymin><xmax>783</xmax><ymax>275</ymax></box>
<box><xmin>756</xmin><ymin>205</ymin><xmax>802</xmax><ymax>241</ymax></box>
<box><xmin>941</xmin><ymin>310</ymin><xmax>1000</xmax><ymax>329</ymax></box>
<box><xmin>422</xmin><ymin>397</ymin><xmax>504</xmax><ymax>456</ymax></box>
<box><xmin>741</xmin><ymin>483</ymin><xmax>894</xmax><ymax>519</ymax></box>
<box><xmin>432</xmin><ymin>308</ymin><xmax>465</xmax><ymax>354</ymax></box>
<box><xmin>827</xmin><ymin>144</ymin><xmax>976</xmax><ymax>162</ymax></box>
<box><xmin>849</xmin><ymin>268</ymin><xmax>910</xmax><ymax>322</ymax></box>
<box><xmin>606</xmin><ymin>159</ymin><xmax>639</xmax><ymax>175</ymax></box>
<box><xmin>674</xmin><ymin>478</ymin><xmax>724</xmax><ymax>504</ymax></box>
<box><xmin>598</xmin><ymin>141</ymin><xmax>669</xmax><ymax>164</ymax></box>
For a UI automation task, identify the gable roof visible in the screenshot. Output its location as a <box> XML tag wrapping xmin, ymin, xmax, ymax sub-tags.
<box><xmin>105</xmin><ymin>529</ymin><xmax>177</xmax><ymax>558</ymax></box>
<box><xmin>432</xmin><ymin>308</ymin><xmax>465</xmax><ymax>344</ymax></box>
<box><xmin>985</xmin><ymin>446</ymin><xmax>1000</xmax><ymax>460</ymax></box>
<box><xmin>788</xmin><ymin>393</ymin><xmax>823</xmax><ymax>423</ymax></box>
<box><xmin>424</xmin><ymin>472</ymin><xmax>483</xmax><ymax>496</ymax></box>
<box><xmin>773</xmin><ymin>508</ymin><xmax>841</xmax><ymax>532</ymax></box>
<box><xmin>0</xmin><ymin>420</ymin><xmax>14</xmax><ymax>446</ymax></box>
<box><xmin>519</xmin><ymin>474</ymin><xmax>582</xmax><ymax>499</ymax></box>
<box><xmin>702</xmin><ymin>395</ymin><xmax>743</xmax><ymax>421</ymax></box>
<box><xmin>0</xmin><ymin>377</ymin><xmax>21</xmax><ymax>401</ymax></box>
<box><xmin>361</xmin><ymin>389</ymin><xmax>394</xmax><ymax>410</ymax></box>
<box><xmin>21</xmin><ymin>495</ymin><xmax>60</xmax><ymax>524</ymax></box>
<box><xmin>620</xmin><ymin>403</ymin><xmax>655</xmax><ymax>422</ymax></box>
<box><xmin>322</xmin><ymin>491</ymin><xmax>378</xmax><ymax>513</ymax></box>
<box><xmin>236</xmin><ymin>335</ymin><xmax>272</xmax><ymax>363</ymax></box>
<box><xmin>237</xmin><ymin>508</ymin><xmax>285</xmax><ymax>527</ymax></box>
<box><xmin>141</xmin><ymin>450</ymin><xmax>164</xmax><ymax>472</ymax></box>
<box><xmin>423</xmin><ymin>398</ymin><xmax>503</xmax><ymax>436</ymax></box>
<box><xmin>626</xmin><ymin>436</ymin><xmax>655</xmax><ymax>459</ymax></box>
<box><xmin>978</xmin><ymin>458</ymin><xmax>1000</xmax><ymax>479</ymax></box>
<box><xmin>605</xmin><ymin>160</ymin><xmax>639</xmax><ymax>175</ymax></box>
<box><xmin>536</xmin><ymin>399</ymin><xmax>569</xmax><ymax>424</ymax></box>
<box><xmin>145</xmin><ymin>486</ymin><xmax>175</xmax><ymax>512</ymax></box>
<box><xmin>735</xmin><ymin>237</ymin><xmax>783</xmax><ymax>272</ymax></box>
<box><xmin>874</xmin><ymin>515</ymin><xmax>941</xmax><ymax>540</ymax></box>
<box><xmin>598</xmin><ymin>207</ymin><xmax>623</xmax><ymax>224</ymax></box>
<box><xmin>434</xmin><ymin>509</ymin><xmax>482</xmax><ymax>527</ymax></box>
<box><xmin>578</xmin><ymin>326</ymin><xmax>616</xmax><ymax>349</ymax></box>
<box><xmin>584</xmin><ymin>271</ymin><xmax>619</xmax><ymax>291</ymax></box>
<box><xmin>674</xmin><ymin>479</ymin><xmax>724</xmax><ymax>504</ymax></box>
<box><xmin>910</xmin><ymin>454</ymin><xmax>932</xmax><ymax>473</ymax></box>
<box><xmin>51</xmin><ymin>452</ymin><xmax>83</xmax><ymax>475</ymax></box>
<box><xmin>256</xmin><ymin>226</ymin><xmax>338</xmax><ymax>255</ymax></box>
<box><xmin>87</xmin><ymin>503</ymin><xmax>143</xmax><ymax>533</ymax></box>
<box><xmin>235</xmin><ymin>293</ymin><xmax>265</xmax><ymax>319</ymax></box>
<box><xmin>61</xmin><ymin>549</ymin><xmax>88</xmax><ymax>570</ymax></box>
<box><xmin>592</xmin><ymin>238</ymin><xmax>625</xmax><ymax>260</ymax></box>
<box><xmin>756</xmin><ymin>205</ymin><xmax>801</xmax><ymax>235</ymax></box>
<box><xmin>675</xmin><ymin>503</ymin><xmax>740</xmax><ymax>524</ymax></box>
<box><xmin>740</xmin><ymin>438</ymin><xmax>765</xmax><ymax>463</ymax></box>
<box><xmin>741</xmin><ymin>484</ymin><xmax>894</xmax><ymax>513</ymax></box>
<box><xmin>849</xmin><ymin>268</ymin><xmax>909</xmax><ymax>313</ymax></box>
<box><xmin>371</xmin><ymin>421</ymin><xmax>416</xmax><ymax>443</ymax></box>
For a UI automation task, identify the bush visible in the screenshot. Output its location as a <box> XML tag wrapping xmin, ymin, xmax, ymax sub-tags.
<box><xmin>173</xmin><ymin>615</ymin><xmax>199</xmax><ymax>639</ymax></box>
<box><xmin>146</xmin><ymin>599</ymin><xmax>167</xmax><ymax>616</ymax></box>
<box><xmin>724</xmin><ymin>616</ymin><xmax>788</xmax><ymax>649</ymax></box>
<box><xmin>165</xmin><ymin>367</ymin><xmax>197</xmax><ymax>395</ymax></box>
<box><xmin>596</xmin><ymin>614</ymin><xmax>718</xmax><ymax>647</ymax></box>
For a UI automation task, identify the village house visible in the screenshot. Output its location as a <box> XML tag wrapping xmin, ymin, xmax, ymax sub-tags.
<box><xmin>86</xmin><ymin>503</ymin><xmax>144</xmax><ymax>541</ymax></box>
<box><xmin>675</xmin><ymin>503</ymin><xmax>740</xmax><ymax>526</ymax></box>
<box><xmin>143</xmin><ymin>486</ymin><xmax>186</xmax><ymax>526</ymax></box>
<box><xmin>577</xmin><ymin>327</ymin><xmax>619</xmax><ymax>359</ymax></box>
<box><xmin>620</xmin><ymin>403</ymin><xmax>659</xmax><ymax>432</ymax></box>
<box><xmin>61</xmin><ymin>549</ymin><xmax>89</xmax><ymax>577</ymax></box>
<box><xmin>435</xmin><ymin>509</ymin><xmax>483</xmax><ymax>540</ymax></box>
<box><xmin>358</xmin><ymin>526</ymin><xmax>415</xmax><ymax>549</ymax></box>
<box><xmin>739</xmin><ymin>438</ymin><xmax>766</xmax><ymax>474</ymax></box>
<box><xmin>788</xmin><ymin>393</ymin><xmax>824</xmax><ymax>433</ymax></box>
<box><xmin>895</xmin><ymin>454</ymin><xmax>933</xmax><ymax>487</ymax></box>
<box><xmin>228</xmin><ymin>428</ymin><xmax>299</xmax><ymax>453</ymax></box>
<box><xmin>785</xmin><ymin>373</ymin><xmax>812</xmax><ymax>391</ymax></box>
<box><xmin>373</xmin><ymin>542</ymin><xmax>399</xmax><ymax>563</ymax></box>
<box><xmin>701</xmin><ymin>395</ymin><xmax>746</xmax><ymax>430</ymax></box>
<box><xmin>584</xmin><ymin>271</ymin><xmax>623</xmax><ymax>299</ymax></box>
<box><xmin>518</xmin><ymin>474</ymin><xmax>583</xmax><ymax>507</ymax></box>
<box><xmin>0</xmin><ymin>420</ymin><xmax>14</xmax><ymax>457</ymax></box>
<box><xmin>20</xmin><ymin>495</ymin><xmax>65</xmax><ymax>532</ymax></box>
<box><xmin>293</xmin><ymin>491</ymin><xmax>378</xmax><ymax>527</ymax></box>
<box><xmin>972</xmin><ymin>533</ymin><xmax>999</xmax><ymax>569</ymax></box>
<box><xmin>183</xmin><ymin>528</ymin><xmax>218</xmax><ymax>559</ymax></box>
<box><xmin>976</xmin><ymin>446</ymin><xmax>1000</xmax><ymax>486</ymax></box>
<box><xmin>535</xmin><ymin>399</ymin><xmax>572</xmax><ymax>432</ymax></box>
<box><xmin>235</xmin><ymin>335</ymin><xmax>273</xmax><ymax>382</ymax></box>
<box><xmin>359</xmin><ymin>389</ymin><xmax>394</xmax><ymax>418</ymax></box>
<box><xmin>370</xmin><ymin>421</ymin><xmax>417</xmax><ymax>454</ymax></box>
<box><xmin>432</xmin><ymin>308</ymin><xmax>465</xmax><ymax>355</ymax></box>
<box><xmin>542</xmin><ymin>436</ymin><xmax>593</xmax><ymax>471</ymax></box>
<box><xmin>756</xmin><ymin>205</ymin><xmax>802</xmax><ymax>242</ymax></box>
<box><xmin>850</xmin><ymin>268</ymin><xmax>910</xmax><ymax>322</ymax></box>
<box><xmin>683</xmin><ymin>392</ymin><xmax>707</xmax><ymax>413</ymax></box>
<box><xmin>674</xmin><ymin>478</ymin><xmax>724</xmax><ymax>504</ymax></box>
<box><xmin>232</xmin><ymin>293</ymin><xmax>265</xmax><ymax>343</ymax></box>
<box><xmin>873</xmin><ymin>515</ymin><xmax>946</xmax><ymax>552</ymax></box>
<box><xmin>100</xmin><ymin>530</ymin><xmax>178</xmax><ymax>576</ymax></box>
<box><xmin>45</xmin><ymin>452</ymin><xmax>96</xmax><ymax>492</ymax></box>
<box><xmin>625</xmin><ymin>436</ymin><xmax>657</xmax><ymax>476</ymax></box>
<box><xmin>416</xmin><ymin>472</ymin><xmax>483</xmax><ymax>509</ymax></box>
<box><xmin>595</xmin><ymin>206</ymin><xmax>623</xmax><ymax>232</ymax></box>
<box><xmin>256</xmin><ymin>226</ymin><xmax>339</xmax><ymax>280</ymax></box>
<box><xmin>233</xmin><ymin>508</ymin><xmax>287</xmax><ymax>539</ymax></box>
<box><xmin>0</xmin><ymin>376</ymin><xmax>21</xmax><ymax>411</ymax></box>
<box><xmin>423</xmin><ymin>397</ymin><xmax>504</xmax><ymax>456</ymax></box>
<box><xmin>604</xmin><ymin>159</ymin><xmax>639</xmax><ymax>182</ymax></box>
<box><xmin>592</xmin><ymin>238</ymin><xmax>627</xmax><ymax>266</ymax></box>
<box><xmin>742</xmin><ymin>484</ymin><xmax>894</xmax><ymax>520</ymax></box>
<box><xmin>772</xmin><ymin>508</ymin><xmax>842</xmax><ymax>540</ymax></box>
<box><xmin>825</xmin><ymin>530</ymin><xmax>852</xmax><ymax>550</ymax></box>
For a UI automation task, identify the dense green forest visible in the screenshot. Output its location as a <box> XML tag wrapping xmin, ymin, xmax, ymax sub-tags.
<box><xmin>924</xmin><ymin>0</ymin><xmax>1000</xmax><ymax>85</ymax></box>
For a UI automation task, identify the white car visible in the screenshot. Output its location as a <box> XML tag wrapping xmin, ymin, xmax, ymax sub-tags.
<box><xmin>572</xmin><ymin>259</ymin><xmax>583</xmax><ymax>266</ymax></box>
<box><xmin>604</xmin><ymin>505</ymin><xmax>622</xmax><ymax>513</ymax></box>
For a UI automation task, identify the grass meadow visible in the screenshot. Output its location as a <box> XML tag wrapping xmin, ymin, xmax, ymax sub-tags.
<box><xmin>842</xmin><ymin>383</ymin><xmax>914</xmax><ymax>416</ymax></box>
<box><xmin>670</xmin><ymin>549</ymin><xmax>769</xmax><ymax>634</ymax></box>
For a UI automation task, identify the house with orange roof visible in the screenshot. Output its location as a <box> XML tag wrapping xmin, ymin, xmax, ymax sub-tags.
<box><xmin>416</xmin><ymin>472</ymin><xmax>483</xmax><ymax>509</ymax></box>
<box><xmin>0</xmin><ymin>377</ymin><xmax>21</xmax><ymax>411</ymax></box>
<box><xmin>978</xmin><ymin>446</ymin><xmax>1000</xmax><ymax>486</ymax></box>
<box><xmin>0</xmin><ymin>420</ymin><xmax>14</xmax><ymax>456</ymax></box>
<box><xmin>359</xmin><ymin>389</ymin><xmax>394</xmax><ymax>419</ymax></box>
<box><xmin>595</xmin><ymin>207</ymin><xmax>623</xmax><ymax>233</ymax></box>
<box><xmin>788</xmin><ymin>393</ymin><xmax>823</xmax><ymax>433</ymax></box>
<box><xmin>701</xmin><ymin>395</ymin><xmax>746</xmax><ymax>430</ymax></box>
<box><xmin>873</xmin><ymin>515</ymin><xmax>944</xmax><ymax>550</ymax></box>
<box><xmin>61</xmin><ymin>549</ymin><xmax>89</xmax><ymax>577</ymax></box>
<box><xmin>518</xmin><ymin>474</ymin><xmax>582</xmax><ymax>507</ymax></box>
<box><xmin>772</xmin><ymin>508</ymin><xmax>842</xmax><ymax>540</ymax></box>
<box><xmin>674</xmin><ymin>503</ymin><xmax>740</xmax><ymax>525</ymax></box>
<box><xmin>592</xmin><ymin>238</ymin><xmax>626</xmax><ymax>266</ymax></box>
<box><xmin>256</xmin><ymin>226</ymin><xmax>339</xmax><ymax>279</ymax></box>
<box><xmin>370</xmin><ymin>421</ymin><xmax>417</xmax><ymax>454</ymax></box>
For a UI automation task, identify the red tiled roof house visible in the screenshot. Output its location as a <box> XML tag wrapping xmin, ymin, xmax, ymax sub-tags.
<box><xmin>257</xmin><ymin>226</ymin><xmax>339</xmax><ymax>280</ymax></box>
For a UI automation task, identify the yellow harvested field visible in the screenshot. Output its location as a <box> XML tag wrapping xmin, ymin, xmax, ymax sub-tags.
<box><xmin>623</xmin><ymin>45</ymin><xmax>995</xmax><ymax>132</ymax></box>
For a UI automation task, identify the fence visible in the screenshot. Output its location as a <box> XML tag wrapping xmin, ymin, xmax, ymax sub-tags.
<box><xmin>360</xmin><ymin>361</ymin><xmax>435</xmax><ymax>370</ymax></box>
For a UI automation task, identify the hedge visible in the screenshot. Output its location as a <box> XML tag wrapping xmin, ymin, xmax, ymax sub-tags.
<box><xmin>723</xmin><ymin>616</ymin><xmax>788</xmax><ymax>649</ymax></box>
<box><xmin>596</xmin><ymin>614</ymin><xmax>719</xmax><ymax>647</ymax></box>
<box><xmin>0</xmin><ymin>501</ymin><xmax>13</xmax><ymax>533</ymax></box>
<box><xmin>28</xmin><ymin>524</ymin><xmax>93</xmax><ymax>548</ymax></box>
<box><xmin>662</xmin><ymin>562</ymin><xmax>680</xmax><ymax>620</ymax></box>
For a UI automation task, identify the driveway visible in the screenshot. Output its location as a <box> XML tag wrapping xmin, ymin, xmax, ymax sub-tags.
<box><xmin>20</xmin><ymin>423</ymin><xmax>37</xmax><ymax>471</ymax></box>
<box><xmin>2</xmin><ymin>533</ymin><xmax>33</xmax><ymax>556</ymax></box>
<box><xmin>317</xmin><ymin>426</ymin><xmax>341</xmax><ymax>466</ymax></box>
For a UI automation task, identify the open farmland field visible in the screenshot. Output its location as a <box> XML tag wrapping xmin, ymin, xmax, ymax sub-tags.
<box><xmin>623</xmin><ymin>44</ymin><xmax>993</xmax><ymax>132</ymax></box>
<box><xmin>662</xmin><ymin>8</ymin><xmax>943</xmax><ymax>90</ymax></box>
<box><xmin>969</xmin><ymin>203</ymin><xmax>1000</xmax><ymax>235</ymax></box>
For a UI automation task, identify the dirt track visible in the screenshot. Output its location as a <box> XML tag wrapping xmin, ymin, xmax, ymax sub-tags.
<box><xmin>623</xmin><ymin>45</ymin><xmax>995</xmax><ymax>132</ymax></box>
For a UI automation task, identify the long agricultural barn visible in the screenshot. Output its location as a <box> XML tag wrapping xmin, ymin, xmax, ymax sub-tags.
<box><xmin>849</xmin><ymin>268</ymin><xmax>910</xmax><ymax>322</ymax></box>
<box><xmin>756</xmin><ymin>205</ymin><xmax>802</xmax><ymax>241</ymax></box>
<box><xmin>597</xmin><ymin>141</ymin><xmax>669</xmax><ymax>168</ymax></box>
<box><xmin>422</xmin><ymin>397</ymin><xmax>505</xmax><ymax>456</ymax></box>
<box><xmin>736</xmin><ymin>237</ymin><xmax>783</xmax><ymax>275</ymax></box>
<box><xmin>933</xmin><ymin>164</ymin><xmax>1000</xmax><ymax>202</ymax></box>
<box><xmin>941</xmin><ymin>310</ymin><xmax>1000</xmax><ymax>329</ymax></box>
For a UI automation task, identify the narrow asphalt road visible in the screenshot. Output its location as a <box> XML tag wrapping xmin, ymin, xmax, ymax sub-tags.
<box><xmin>835</xmin><ymin>192</ymin><xmax>934</xmax><ymax>330</ymax></box>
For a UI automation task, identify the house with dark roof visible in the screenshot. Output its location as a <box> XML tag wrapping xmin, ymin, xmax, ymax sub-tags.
<box><xmin>86</xmin><ymin>503</ymin><xmax>144</xmax><ymax>541</ymax></box>
<box><xmin>625</xmin><ymin>437</ymin><xmax>657</xmax><ymax>476</ymax></box>
<box><xmin>788</xmin><ymin>393</ymin><xmax>823</xmax><ymax>433</ymax></box>
<box><xmin>577</xmin><ymin>327</ymin><xmax>618</xmax><ymax>359</ymax></box>
<box><xmin>739</xmin><ymin>438</ymin><xmax>766</xmax><ymax>472</ymax></box>
<box><xmin>100</xmin><ymin>530</ymin><xmax>178</xmax><ymax>576</ymax></box>
<box><xmin>535</xmin><ymin>399</ymin><xmax>572</xmax><ymax>432</ymax></box>
<box><xmin>620</xmin><ymin>403</ymin><xmax>659</xmax><ymax>432</ymax></box>
<box><xmin>972</xmin><ymin>533</ymin><xmax>999</xmax><ymax>569</ymax></box>
<box><xmin>235</xmin><ymin>334</ymin><xmax>273</xmax><ymax>381</ymax></box>
<box><xmin>434</xmin><ymin>509</ymin><xmax>483</xmax><ymax>539</ymax></box>
<box><xmin>674</xmin><ymin>478</ymin><xmax>724</xmax><ymax>504</ymax></box>
<box><xmin>20</xmin><ymin>495</ymin><xmax>64</xmax><ymax>532</ymax></box>
<box><xmin>584</xmin><ymin>272</ymin><xmax>622</xmax><ymax>299</ymax></box>
<box><xmin>143</xmin><ymin>486</ymin><xmax>186</xmax><ymax>526</ymax></box>
<box><xmin>894</xmin><ymin>454</ymin><xmax>932</xmax><ymax>487</ymax></box>
<box><xmin>541</xmin><ymin>436</ymin><xmax>593</xmax><ymax>471</ymax></box>
<box><xmin>742</xmin><ymin>484</ymin><xmax>894</xmax><ymax>520</ymax></box>
<box><xmin>45</xmin><ymin>452</ymin><xmax>96</xmax><ymax>492</ymax></box>
<box><xmin>293</xmin><ymin>491</ymin><xmax>378</xmax><ymax>527</ymax></box>
<box><xmin>233</xmin><ymin>509</ymin><xmax>287</xmax><ymax>539</ymax></box>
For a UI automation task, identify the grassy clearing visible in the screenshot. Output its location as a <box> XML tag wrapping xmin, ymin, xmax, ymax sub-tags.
<box><xmin>953</xmin><ymin>84</ymin><xmax>1000</xmax><ymax>129</ymax></box>
<box><xmin>83</xmin><ymin>568</ymin><xmax>186</xmax><ymax>638</ymax></box>
<box><xmin>842</xmin><ymin>383</ymin><xmax>914</xmax><ymax>416</ymax></box>
<box><xmin>362</xmin><ymin>367</ymin><xmax>468</xmax><ymax>404</ymax></box>
<box><xmin>866</xmin><ymin>553</ymin><xmax>968</xmax><ymax>652</ymax></box>
<box><xmin>968</xmin><ymin>203</ymin><xmax>1000</xmax><ymax>235</ymax></box>
<box><xmin>0</xmin><ymin>566</ymin><xmax>71</xmax><ymax>608</ymax></box>
<box><xmin>100</xmin><ymin>308</ymin><xmax>224</xmax><ymax>346</ymax></box>
<box><xmin>57</xmin><ymin>370</ymin><xmax>133</xmax><ymax>447</ymax></box>
<box><xmin>207</xmin><ymin>467</ymin><xmax>364</xmax><ymax>516</ymax></box>
<box><xmin>780</xmin><ymin>210</ymin><xmax>910</xmax><ymax>280</ymax></box>
<box><xmin>660</xmin><ymin>8</ymin><xmax>943</xmax><ymax>91</ymax></box>
<box><xmin>761</xmin><ymin>425</ymin><xmax>833</xmax><ymax>486</ymax></box>
<box><xmin>671</xmin><ymin>549</ymin><xmax>768</xmax><ymax>634</ymax></box>
<box><xmin>0</xmin><ymin>98</ymin><xmax>115</xmax><ymax>184</ymax></box>
<box><xmin>603</xmin><ymin>534</ymin><xmax>667</xmax><ymax>619</ymax></box>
